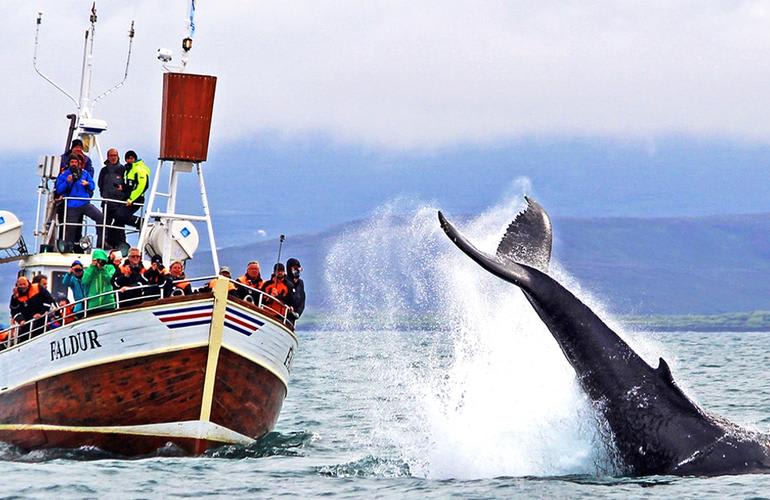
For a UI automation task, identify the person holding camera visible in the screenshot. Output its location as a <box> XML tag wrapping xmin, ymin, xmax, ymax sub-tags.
<box><xmin>62</xmin><ymin>260</ymin><xmax>86</xmax><ymax>314</ymax></box>
<box><xmin>81</xmin><ymin>248</ymin><xmax>116</xmax><ymax>312</ymax></box>
<box><xmin>55</xmin><ymin>154</ymin><xmax>104</xmax><ymax>248</ymax></box>
<box><xmin>97</xmin><ymin>148</ymin><xmax>127</xmax><ymax>249</ymax></box>
<box><xmin>59</xmin><ymin>138</ymin><xmax>94</xmax><ymax>177</ymax></box>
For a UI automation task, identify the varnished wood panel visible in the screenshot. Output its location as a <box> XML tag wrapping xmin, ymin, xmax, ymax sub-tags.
<box><xmin>37</xmin><ymin>347</ymin><xmax>207</xmax><ymax>426</ymax></box>
<box><xmin>211</xmin><ymin>348</ymin><xmax>286</xmax><ymax>439</ymax></box>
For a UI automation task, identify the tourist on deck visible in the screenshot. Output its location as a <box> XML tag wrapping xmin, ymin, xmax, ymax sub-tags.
<box><xmin>112</xmin><ymin>150</ymin><xmax>150</xmax><ymax>230</ymax></box>
<box><xmin>112</xmin><ymin>247</ymin><xmax>147</xmax><ymax>307</ymax></box>
<box><xmin>97</xmin><ymin>148</ymin><xmax>127</xmax><ymax>249</ymax></box>
<box><xmin>105</xmin><ymin>249</ymin><xmax>123</xmax><ymax>275</ymax></box>
<box><xmin>55</xmin><ymin>154</ymin><xmax>104</xmax><ymax>248</ymax></box>
<box><xmin>62</xmin><ymin>260</ymin><xmax>86</xmax><ymax>314</ymax></box>
<box><xmin>199</xmin><ymin>266</ymin><xmax>237</xmax><ymax>296</ymax></box>
<box><xmin>236</xmin><ymin>261</ymin><xmax>264</xmax><ymax>302</ymax></box>
<box><xmin>285</xmin><ymin>258</ymin><xmax>305</xmax><ymax>320</ymax></box>
<box><xmin>82</xmin><ymin>248</ymin><xmax>116</xmax><ymax>312</ymax></box>
<box><xmin>9</xmin><ymin>276</ymin><xmax>55</xmax><ymax>338</ymax></box>
<box><xmin>31</xmin><ymin>274</ymin><xmax>49</xmax><ymax>291</ymax></box>
<box><xmin>49</xmin><ymin>294</ymin><xmax>73</xmax><ymax>329</ymax></box>
<box><xmin>144</xmin><ymin>255</ymin><xmax>166</xmax><ymax>299</ymax></box>
<box><xmin>260</xmin><ymin>263</ymin><xmax>291</xmax><ymax>317</ymax></box>
<box><xmin>60</xmin><ymin>138</ymin><xmax>94</xmax><ymax>176</ymax></box>
<box><xmin>162</xmin><ymin>260</ymin><xmax>192</xmax><ymax>297</ymax></box>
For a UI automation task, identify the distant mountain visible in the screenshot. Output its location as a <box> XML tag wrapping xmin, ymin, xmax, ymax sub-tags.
<box><xmin>185</xmin><ymin>212</ymin><xmax>770</xmax><ymax>316</ymax></box>
<box><xmin>1</xmin><ymin>213</ymin><xmax>767</xmax><ymax>317</ymax></box>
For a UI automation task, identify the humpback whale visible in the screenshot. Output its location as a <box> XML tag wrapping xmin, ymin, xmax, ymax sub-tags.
<box><xmin>438</xmin><ymin>198</ymin><xmax>770</xmax><ymax>476</ymax></box>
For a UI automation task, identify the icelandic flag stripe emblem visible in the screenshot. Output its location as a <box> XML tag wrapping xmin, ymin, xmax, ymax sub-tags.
<box><xmin>224</xmin><ymin>306</ymin><xmax>264</xmax><ymax>336</ymax></box>
<box><xmin>153</xmin><ymin>304</ymin><xmax>213</xmax><ymax>329</ymax></box>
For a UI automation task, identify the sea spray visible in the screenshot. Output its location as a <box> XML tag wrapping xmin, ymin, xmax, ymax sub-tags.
<box><xmin>323</xmin><ymin>194</ymin><xmax>673</xmax><ymax>479</ymax></box>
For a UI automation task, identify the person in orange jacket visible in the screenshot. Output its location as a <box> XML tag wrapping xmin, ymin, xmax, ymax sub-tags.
<box><xmin>260</xmin><ymin>263</ymin><xmax>291</xmax><ymax>317</ymax></box>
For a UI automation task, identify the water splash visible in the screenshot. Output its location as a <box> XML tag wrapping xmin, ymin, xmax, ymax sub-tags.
<box><xmin>323</xmin><ymin>188</ymin><xmax>670</xmax><ymax>480</ymax></box>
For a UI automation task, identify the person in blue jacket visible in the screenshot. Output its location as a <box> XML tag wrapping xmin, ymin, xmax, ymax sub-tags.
<box><xmin>56</xmin><ymin>154</ymin><xmax>104</xmax><ymax>248</ymax></box>
<box><xmin>61</xmin><ymin>260</ymin><xmax>86</xmax><ymax>314</ymax></box>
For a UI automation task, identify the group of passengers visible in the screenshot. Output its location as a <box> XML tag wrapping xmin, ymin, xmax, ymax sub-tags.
<box><xmin>55</xmin><ymin>139</ymin><xmax>150</xmax><ymax>250</ymax></box>
<box><xmin>3</xmin><ymin>251</ymin><xmax>305</xmax><ymax>344</ymax></box>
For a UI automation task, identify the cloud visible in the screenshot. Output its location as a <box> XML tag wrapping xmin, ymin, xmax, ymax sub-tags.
<box><xmin>4</xmin><ymin>0</ymin><xmax>770</xmax><ymax>154</ymax></box>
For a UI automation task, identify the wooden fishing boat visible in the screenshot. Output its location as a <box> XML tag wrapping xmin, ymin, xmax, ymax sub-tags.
<box><xmin>0</xmin><ymin>7</ymin><xmax>298</xmax><ymax>455</ymax></box>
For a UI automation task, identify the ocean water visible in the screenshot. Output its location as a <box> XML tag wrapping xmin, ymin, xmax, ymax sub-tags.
<box><xmin>3</xmin><ymin>198</ymin><xmax>770</xmax><ymax>498</ymax></box>
<box><xmin>2</xmin><ymin>331</ymin><xmax>770</xmax><ymax>498</ymax></box>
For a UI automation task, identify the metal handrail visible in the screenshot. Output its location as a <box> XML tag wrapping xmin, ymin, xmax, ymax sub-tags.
<box><xmin>56</xmin><ymin>195</ymin><xmax>144</xmax><ymax>249</ymax></box>
<box><xmin>0</xmin><ymin>274</ymin><xmax>295</xmax><ymax>351</ymax></box>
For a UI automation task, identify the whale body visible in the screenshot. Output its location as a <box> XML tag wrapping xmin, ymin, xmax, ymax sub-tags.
<box><xmin>438</xmin><ymin>199</ymin><xmax>770</xmax><ymax>476</ymax></box>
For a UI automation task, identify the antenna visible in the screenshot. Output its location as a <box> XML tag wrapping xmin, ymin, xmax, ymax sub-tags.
<box><xmin>33</xmin><ymin>12</ymin><xmax>78</xmax><ymax>107</ymax></box>
<box><xmin>92</xmin><ymin>20</ymin><xmax>135</xmax><ymax>105</ymax></box>
<box><xmin>32</xmin><ymin>7</ymin><xmax>135</xmax><ymax>116</ymax></box>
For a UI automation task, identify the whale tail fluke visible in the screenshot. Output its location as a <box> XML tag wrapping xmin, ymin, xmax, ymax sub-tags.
<box><xmin>437</xmin><ymin>209</ymin><xmax>534</xmax><ymax>289</ymax></box>
<box><xmin>496</xmin><ymin>196</ymin><xmax>553</xmax><ymax>272</ymax></box>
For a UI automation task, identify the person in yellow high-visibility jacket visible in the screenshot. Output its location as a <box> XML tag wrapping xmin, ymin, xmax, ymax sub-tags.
<box><xmin>112</xmin><ymin>150</ymin><xmax>151</xmax><ymax>236</ymax></box>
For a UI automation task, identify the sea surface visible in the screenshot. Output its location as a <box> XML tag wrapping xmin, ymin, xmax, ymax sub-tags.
<box><xmin>2</xmin><ymin>330</ymin><xmax>770</xmax><ymax>499</ymax></box>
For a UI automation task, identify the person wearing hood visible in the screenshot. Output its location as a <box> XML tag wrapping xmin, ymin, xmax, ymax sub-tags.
<box><xmin>82</xmin><ymin>248</ymin><xmax>116</xmax><ymax>312</ymax></box>
<box><xmin>97</xmin><ymin>148</ymin><xmax>127</xmax><ymax>249</ymax></box>
<box><xmin>285</xmin><ymin>258</ymin><xmax>306</xmax><ymax>320</ymax></box>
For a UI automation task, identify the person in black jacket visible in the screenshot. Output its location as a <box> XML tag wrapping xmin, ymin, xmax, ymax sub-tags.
<box><xmin>285</xmin><ymin>258</ymin><xmax>305</xmax><ymax>320</ymax></box>
<box><xmin>111</xmin><ymin>247</ymin><xmax>147</xmax><ymax>307</ymax></box>
<box><xmin>9</xmin><ymin>276</ymin><xmax>55</xmax><ymax>339</ymax></box>
<box><xmin>97</xmin><ymin>148</ymin><xmax>127</xmax><ymax>248</ymax></box>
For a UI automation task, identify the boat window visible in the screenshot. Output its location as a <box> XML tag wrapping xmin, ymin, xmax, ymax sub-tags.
<box><xmin>51</xmin><ymin>271</ymin><xmax>68</xmax><ymax>299</ymax></box>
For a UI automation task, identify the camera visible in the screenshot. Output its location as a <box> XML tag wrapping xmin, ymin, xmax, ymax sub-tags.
<box><xmin>69</xmin><ymin>165</ymin><xmax>80</xmax><ymax>179</ymax></box>
<box><xmin>157</xmin><ymin>48</ymin><xmax>173</xmax><ymax>63</ymax></box>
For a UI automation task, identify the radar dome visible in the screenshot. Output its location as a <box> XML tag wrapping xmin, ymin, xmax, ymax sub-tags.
<box><xmin>0</xmin><ymin>211</ymin><xmax>23</xmax><ymax>249</ymax></box>
<box><xmin>145</xmin><ymin>219</ymin><xmax>199</xmax><ymax>262</ymax></box>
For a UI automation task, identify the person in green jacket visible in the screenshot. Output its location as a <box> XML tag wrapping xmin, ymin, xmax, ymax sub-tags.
<box><xmin>81</xmin><ymin>248</ymin><xmax>116</xmax><ymax>312</ymax></box>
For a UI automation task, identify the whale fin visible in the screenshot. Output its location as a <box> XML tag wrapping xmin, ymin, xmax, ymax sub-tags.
<box><xmin>496</xmin><ymin>196</ymin><xmax>553</xmax><ymax>273</ymax></box>
<box><xmin>438</xmin><ymin>210</ymin><xmax>533</xmax><ymax>289</ymax></box>
<box><xmin>656</xmin><ymin>357</ymin><xmax>674</xmax><ymax>383</ymax></box>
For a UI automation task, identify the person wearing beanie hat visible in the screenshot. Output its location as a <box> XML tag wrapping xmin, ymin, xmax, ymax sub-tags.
<box><xmin>60</xmin><ymin>138</ymin><xmax>94</xmax><ymax>176</ymax></box>
<box><xmin>285</xmin><ymin>258</ymin><xmax>305</xmax><ymax>319</ymax></box>
<box><xmin>144</xmin><ymin>255</ymin><xmax>167</xmax><ymax>298</ymax></box>
<box><xmin>111</xmin><ymin>150</ymin><xmax>151</xmax><ymax>231</ymax></box>
<box><xmin>260</xmin><ymin>263</ymin><xmax>291</xmax><ymax>319</ymax></box>
<box><xmin>62</xmin><ymin>260</ymin><xmax>86</xmax><ymax>314</ymax></box>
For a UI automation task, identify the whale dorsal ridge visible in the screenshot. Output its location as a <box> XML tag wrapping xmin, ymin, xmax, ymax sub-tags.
<box><xmin>496</xmin><ymin>196</ymin><xmax>553</xmax><ymax>272</ymax></box>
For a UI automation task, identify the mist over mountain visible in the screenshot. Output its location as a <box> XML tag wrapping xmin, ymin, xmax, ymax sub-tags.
<box><xmin>185</xmin><ymin>212</ymin><xmax>770</xmax><ymax>316</ymax></box>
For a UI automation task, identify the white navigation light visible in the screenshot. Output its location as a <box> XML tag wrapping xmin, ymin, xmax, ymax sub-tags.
<box><xmin>0</xmin><ymin>211</ymin><xmax>23</xmax><ymax>249</ymax></box>
<box><xmin>145</xmin><ymin>219</ymin><xmax>199</xmax><ymax>261</ymax></box>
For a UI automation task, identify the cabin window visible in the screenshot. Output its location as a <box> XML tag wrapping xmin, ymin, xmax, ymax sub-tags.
<box><xmin>51</xmin><ymin>271</ymin><xmax>68</xmax><ymax>299</ymax></box>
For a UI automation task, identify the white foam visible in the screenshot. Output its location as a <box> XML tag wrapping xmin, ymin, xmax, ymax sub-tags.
<box><xmin>324</xmin><ymin>190</ymin><xmax>669</xmax><ymax>479</ymax></box>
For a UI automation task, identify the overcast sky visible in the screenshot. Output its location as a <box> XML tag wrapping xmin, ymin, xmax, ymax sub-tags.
<box><xmin>3</xmin><ymin>0</ymin><xmax>770</xmax><ymax>155</ymax></box>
